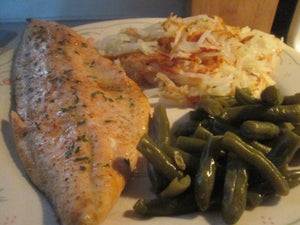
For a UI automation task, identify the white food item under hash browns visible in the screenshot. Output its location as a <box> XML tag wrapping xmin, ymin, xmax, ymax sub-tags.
<box><xmin>97</xmin><ymin>14</ymin><xmax>283</xmax><ymax>106</ymax></box>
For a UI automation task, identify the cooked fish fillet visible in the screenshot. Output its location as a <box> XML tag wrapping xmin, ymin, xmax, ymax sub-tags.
<box><xmin>10</xmin><ymin>19</ymin><xmax>150</xmax><ymax>225</ymax></box>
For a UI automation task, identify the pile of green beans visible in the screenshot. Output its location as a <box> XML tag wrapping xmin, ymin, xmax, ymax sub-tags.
<box><xmin>134</xmin><ymin>86</ymin><xmax>300</xmax><ymax>224</ymax></box>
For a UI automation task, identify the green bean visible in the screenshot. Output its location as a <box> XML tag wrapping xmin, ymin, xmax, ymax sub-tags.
<box><xmin>137</xmin><ymin>134</ymin><xmax>184</xmax><ymax>180</ymax></box>
<box><xmin>207</xmin><ymin>162</ymin><xmax>226</xmax><ymax>210</ymax></box>
<box><xmin>292</xmin><ymin>124</ymin><xmax>300</xmax><ymax>136</ymax></box>
<box><xmin>267</xmin><ymin>130</ymin><xmax>300</xmax><ymax>169</ymax></box>
<box><xmin>240</xmin><ymin>120</ymin><xmax>280</xmax><ymax>140</ymax></box>
<box><xmin>151</xmin><ymin>104</ymin><xmax>170</xmax><ymax>147</ymax></box>
<box><xmin>278</xmin><ymin>122</ymin><xmax>295</xmax><ymax>133</ymax></box>
<box><xmin>212</xmin><ymin>117</ymin><xmax>239</xmax><ymax>135</ymax></box>
<box><xmin>222</xmin><ymin>154</ymin><xmax>248</xmax><ymax>224</ymax></box>
<box><xmin>174</xmin><ymin>153</ymin><xmax>186</xmax><ymax>171</ymax></box>
<box><xmin>133</xmin><ymin>192</ymin><xmax>198</xmax><ymax>216</ymax></box>
<box><xmin>159</xmin><ymin>175</ymin><xmax>191</xmax><ymax>198</ymax></box>
<box><xmin>211</xmin><ymin>95</ymin><xmax>238</xmax><ymax>107</ymax></box>
<box><xmin>246</xmin><ymin>184</ymin><xmax>273</xmax><ymax>210</ymax></box>
<box><xmin>147</xmin><ymin>162</ymin><xmax>169</xmax><ymax>193</ymax></box>
<box><xmin>265</xmin><ymin>104</ymin><xmax>300</xmax><ymax>123</ymax></box>
<box><xmin>246</xmin><ymin>190</ymin><xmax>265</xmax><ymax>210</ymax></box>
<box><xmin>240</xmin><ymin>87</ymin><xmax>251</xmax><ymax>95</ymax></box>
<box><xmin>189</xmin><ymin>109</ymin><xmax>208</xmax><ymax>121</ymax></box>
<box><xmin>194</xmin><ymin>136</ymin><xmax>221</xmax><ymax>211</ymax></box>
<box><xmin>199</xmin><ymin>117</ymin><xmax>215</xmax><ymax>131</ymax></box>
<box><xmin>283</xmin><ymin>93</ymin><xmax>300</xmax><ymax>105</ymax></box>
<box><xmin>287</xmin><ymin>175</ymin><xmax>300</xmax><ymax>188</ymax></box>
<box><xmin>219</xmin><ymin>105</ymin><xmax>264</xmax><ymax>124</ymax></box>
<box><xmin>192</xmin><ymin>124</ymin><xmax>213</xmax><ymax>140</ymax></box>
<box><xmin>282</xmin><ymin>169</ymin><xmax>300</xmax><ymax>188</ymax></box>
<box><xmin>196</xmin><ymin>96</ymin><xmax>224</xmax><ymax>117</ymax></box>
<box><xmin>219</xmin><ymin>104</ymin><xmax>300</xmax><ymax>124</ymax></box>
<box><xmin>221</xmin><ymin>131</ymin><xmax>289</xmax><ymax>196</ymax></box>
<box><xmin>261</xmin><ymin>85</ymin><xmax>284</xmax><ymax>106</ymax></box>
<box><xmin>175</xmin><ymin>136</ymin><xmax>206</xmax><ymax>153</ymax></box>
<box><xmin>248</xmin><ymin>140</ymin><xmax>272</xmax><ymax>155</ymax></box>
<box><xmin>137</xmin><ymin>87</ymin><xmax>300</xmax><ymax>224</ymax></box>
<box><xmin>173</xmin><ymin>120</ymin><xmax>199</xmax><ymax>138</ymax></box>
<box><xmin>163</xmin><ymin>144</ymin><xmax>199</xmax><ymax>172</ymax></box>
<box><xmin>235</xmin><ymin>87</ymin><xmax>260</xmax><ymax>105</ymax></box>
<box><xmin>247</xmin><ymin>178</ymin><xmax>276</xmax><ymax>208</ymax></box>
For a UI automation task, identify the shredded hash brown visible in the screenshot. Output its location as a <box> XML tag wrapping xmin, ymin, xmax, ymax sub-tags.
<box><xmin>98</xmin><ymin>14</ymin><xmax>283</xmax><ymax>106</ymax></box>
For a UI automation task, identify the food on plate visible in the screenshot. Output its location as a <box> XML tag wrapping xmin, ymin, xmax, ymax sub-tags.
<box><xmin>99</xmin><ymin>14</ymin><xmax>283</xmax><ymax>106</ymax></box>
<box><xmin>10</xmin><ymin>19</ymin><xmax>150</xmax><ymax>225</ymax></box>
<box><xmin>135</xmin><ymin>86</ymin><xmax>300</xmax><ymax>224</ymax></box>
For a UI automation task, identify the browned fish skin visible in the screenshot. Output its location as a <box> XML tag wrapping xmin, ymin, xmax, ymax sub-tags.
<box><xmin>11</xmin><ymin>19</ymin><xmax>150</xmax><ymax>225</ymax></box>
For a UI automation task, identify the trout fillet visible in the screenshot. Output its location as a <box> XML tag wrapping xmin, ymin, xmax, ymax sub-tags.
<box><xmin>11</xmin><ymin>19</ymin><xmax>150</xmax><ymax>225</ymax></box>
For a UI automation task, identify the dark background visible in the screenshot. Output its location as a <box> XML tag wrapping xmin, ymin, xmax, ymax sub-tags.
<box><xmin>271</xmin><ymin>0</ymin><xmax>298</xmax><ymax>42</ymax></box>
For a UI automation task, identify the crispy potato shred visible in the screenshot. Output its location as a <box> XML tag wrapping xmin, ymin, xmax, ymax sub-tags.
<box><xmin>99</xmin><ymin>14</ymin><xmax>283</xmax><ymax>106</ymax></box>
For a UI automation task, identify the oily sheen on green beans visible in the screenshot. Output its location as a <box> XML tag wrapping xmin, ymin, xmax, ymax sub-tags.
<box><xmin>135</xmin><ymin>85</ymin><xmax>300</xmax><ymax>224</ymax></box>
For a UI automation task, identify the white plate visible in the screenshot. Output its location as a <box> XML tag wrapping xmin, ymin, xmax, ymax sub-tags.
<box><xmin>1</xmin><ymin>18</ymin><xmax>300</xmax><ymax>225</ymax></box>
